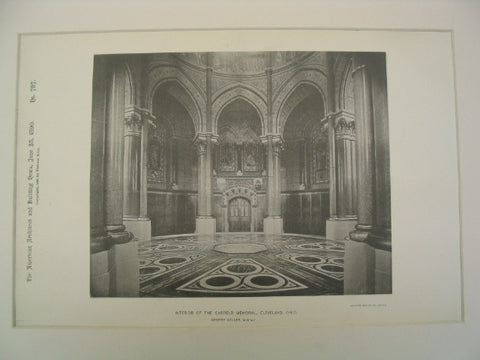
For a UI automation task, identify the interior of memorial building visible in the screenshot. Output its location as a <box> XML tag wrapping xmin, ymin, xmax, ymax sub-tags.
<box><xmin>90</xmin><ymin>51</ymin><xmax>392</xmax><ymax>297</ymax></box>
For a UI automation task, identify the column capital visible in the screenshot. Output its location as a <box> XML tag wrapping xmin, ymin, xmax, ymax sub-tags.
<box><xmin>326</xmin><ymin>110</ymin><xmax>356</xmax><ymax>140</ymax></box>
<box><xmin>260</xmin><ymin>133</ymin><xmax>283</xmax><ymax>145</ymax></box>
<box><xmin>124</xmin><ymin>105</ymin><xmax>155</xmax><ymax>135</ymax></box>
<box><xmin>260</xmin><ymin>134</ymin><xmax>284</xmax><ymax>155</ymax></box>
<box><xmin>193</xmin><ymin>132</ymin><xmax>218</xmax><ymax>155</ymax></box>
<box><xmin>193</xmin><ymin>132</ymin><xmax>219</xmax><ymax>145</ymax></box>
<box><xmin>335</xmin><ymin>118</ymin><xmax>356</xmax><ymax>140</ymax></box>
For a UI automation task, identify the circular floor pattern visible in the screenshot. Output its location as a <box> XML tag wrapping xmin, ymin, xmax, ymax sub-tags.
<box><xmin>214</xmin><ymin>243</ymin><xmax>267</xmax><ymax>254</ymax></box>
<box><xmin>244</xmin><ymin>274</ymin><xmax>286</xmax><ymax>289</ymax></box>
<box><xmin>140</xmin><ymin>265</ymin><xmax>167</xmax><ymax>275</ymax></box>
<box><xmin>292</xmin><ymin>255</ymin><xmax>326</xmax><ymax>264</ymax></box>
<box><xmin>298</xmin><ymin>244</ymin><xmax>322</xmax><ymax>249</ymax></box>
<box><xmin>199</xmin><ymin>275</ymin><xmax>241</xmax><ymax>290</ymax></box>
<box><xmin>154</xmin><ymin>257</ymin><xmax>188</xmax><ymax>265</ymax></box>
<box><xmin>139</xmin><ymin>259</ymin><xmax>153</xmax><ymax>266</ymax></box>
<box><xmin>138</xmin><ymin>248</ymin><xmax>153</xmax><ymax>255</ymax></box>
<box><xmin>154</xmin><ymin>244</ymin><xmax>186</xmax><ymax>251</ymax></box>
<box><xmin>327</xmin><ymin>245</ymin><xmax>345</xmax><ymax>251</ymax></box>
<box><xmin>330</xmin><ymin>258</ymin><xmax>344</xmax><ymax>265</ymax></box>
<box><xmin>316</xmin><ymin>264</ymin><xmax>344</xmax><ymax>273</ymax></box>
<box><xmin>221</xmin><ymin>263</ymin><xmax>262</xmax><ymax>275</ymax></box>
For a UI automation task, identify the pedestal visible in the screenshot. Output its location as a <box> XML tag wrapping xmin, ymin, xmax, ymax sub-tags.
<box><xmin>196</xmin><ymin>217</ymin><xmax>216</xmax><ymax>235</ymax></box>
<box><xmin>326</xmin><ymin>218</ymin><xmax>357</xmax><ymax>241</ymax></box>
<box><xmin>90</xmin><ymin>249</ymin><xmax>110</xmax><ymax>297</ymax></box>
<box><xmin>110</xmin><ymin>240</ymin><xmax>139</xmax><ymax>297</ymax></box>
<box><xmin>343</xmin><ymin>240</ymin><xmax>375</xmax><ymax>295</ymax></box>
<box><xmin>123</xmin><ymin>218</ymin><xmax>151</xmax><ymax>241</ymax></box>
<box><xmin>263</xmin><ymin>216</ymin><xmax>283</xmax><ymax>235</ymax></box>
<box><xmin>374</xmin><ymin>248</ymin><xmax>392</xmax><ymax>294</ymax></box>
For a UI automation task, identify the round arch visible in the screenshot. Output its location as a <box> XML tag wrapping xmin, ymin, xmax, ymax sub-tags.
<box><xmin>221</xmin><ymin>187</ymin><xmax>258</xmax><ymax>232</ymax></box>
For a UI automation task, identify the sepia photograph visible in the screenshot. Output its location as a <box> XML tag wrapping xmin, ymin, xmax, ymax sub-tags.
<box><xmin>13</xmin><ymin>28</ymin><xmax>462</xmax><ymax>329</ymax></box>
<box><xmin>90</xmin><ymin>51</ymin><xmax>392</xmax><ymax>298</ymax></box>
<box><xmin>4</xmin><ymin>0</ymin><xmax>478</xmax><ymax>358</ymax></box>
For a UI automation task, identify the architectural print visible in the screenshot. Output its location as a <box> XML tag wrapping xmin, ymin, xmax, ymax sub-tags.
<box><xmin>90</xmin><ymin>52</ymin><xmax>392</xmax><ymax>298</ymax></box>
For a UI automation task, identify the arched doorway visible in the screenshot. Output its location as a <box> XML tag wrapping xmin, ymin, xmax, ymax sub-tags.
<box><xmin>228</xmin><ymin>197</ymin><xmax>251</xmax><ymax>232</ymax></box>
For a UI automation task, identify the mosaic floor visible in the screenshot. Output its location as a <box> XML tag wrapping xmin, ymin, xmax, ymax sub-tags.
<box><xmin>138</xmin><ymin>233</ymin><xmax>345</xmax><ymax>297</ymax></box>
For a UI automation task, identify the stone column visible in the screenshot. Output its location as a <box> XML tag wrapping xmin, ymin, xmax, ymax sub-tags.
<box><xmin>104</xmin><ymin>67</ymin><xmax>132</xmax><ymax>244</ymax></box>
<box><xmin>344</xmin><ymin>54</ymin><xmax>391</xmax><ymax>295</ymax></box>
<box><xmin>194</xmin><ymin>132</ymin><xmax>217</xmax><ymax>234</ymax></box>
<box><xmin>262</xmin><ymin>134</ymin><xmax>283</xmax><ymax>234</ymax></box>
<box><xmin>327</xmin><ymin>114</ymin><xmax>337</xmax><ymax>218</ymax></box>
<box><xmin>102</xmin><ymin>63</ymin><xmax>138</xmax><ymax>297</ymax></box>
<box><xmin>90</xmin><ymin>56</ymin><xmax>111</xmax><ymax>256</ymax></box>
<box><xmin>122</xmin><ymin>105</ymin><xmax>152</xmax><ymax>241</ymax></box>
<box><xmin>326</xmin><ymin>112</ymin><xmax>358</xmax><ymax>241</ymax></box>
<box><xmin>350</xmin><ymin>60</ymin><xmax>376</xmax><ymax>242</ymax></box>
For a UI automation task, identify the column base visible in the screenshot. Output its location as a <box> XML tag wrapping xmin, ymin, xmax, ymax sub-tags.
<box><xmin>326</xmin><ymin>218</ymin><xmax>357</xmax><ymax>241</ymax></box>
<box><xmin>106</xmin><ymin>224</ymin><xmax>132</xmax><ymax>245</ymax></box>
<box><xmin>91</xmin><ymin>239</ymin><xmax>139</xmax><ymax>297</ymax></box>
<box><xmin>123</xmin><ymin>217</ymin><xmax>151</xmax><ymax>241</ymax></box>
<box><xmin>196</xmin><ymin>217</ymin><xmax>216</xmax><ymax>235</ymax></box>
<box><xmin>343</xmin><ymin>240</ymin><xmax>393</xmax><ymax>295</ymax></box>
<box><xmin>263</xmin><ymin>216</ymin><xmax>283</xmax><ymax>235</ymax></box>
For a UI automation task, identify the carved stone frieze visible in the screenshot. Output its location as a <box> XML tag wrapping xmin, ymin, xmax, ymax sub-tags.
<box><xmin>221</xmin><ymin>186</ymin><xmax>258</xmax><ymax>208</ymax></box>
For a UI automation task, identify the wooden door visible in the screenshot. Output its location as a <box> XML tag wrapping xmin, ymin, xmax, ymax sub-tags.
<box><xmin>228</xmin><ymin>197</ymin><xmax>251</xmax><ymax>232</ymax></box>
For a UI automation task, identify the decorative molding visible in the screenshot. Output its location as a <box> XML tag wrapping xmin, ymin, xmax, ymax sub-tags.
<box><xmin>260</xmin><ymin>134</ymin><xmax>284</xmax><ymax>156</ymax></box>
<box><xmin>124</xmin><ymin>105</ymin><xmax>154</xmax><ymax>135</ymax></box>
<box><xmin>221</xmin><ymin>186</ymin><xmax>258</xmax><ymax>208</ymax></box>
<box><xmin>335</xmin><ymin>118</ymin><xmax>356</xmax><ymax>140</ymax></box>
<box><xmin>193</xmin><ymin>132</ymin><xmax>218</xmax><ymax>156</ymax></box>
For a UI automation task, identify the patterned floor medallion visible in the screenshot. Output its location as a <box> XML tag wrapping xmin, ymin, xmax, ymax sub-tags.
<box><xmin>139</xmin><ymin>233</ymin><xmax>345</xmax><ymax>296</ymax></box>
<box><xmin>152</xmin><ymin>244</ymin><xmax>197</xmax><ymax>252</ymax></box>
<box><xmin>277</xmin><ymin>253</ymin><xmax>345</xmax><ymax>281</ymax></box>
<box><xmin>213</xmin><ymin>243</ymin><xmax>267</xmax><ymax>254</ymax></box>
<box><xmin>177</xmin><ymin>258</ymin><xmax>308</xmax><ymax>294</ymax></box>
<box><xmin>139</xmin><ymin>253</ymin><xmax>206</xmax><ymax>283</ymax></box>
<box><xmin>284</xmin><ymin>241</ymin><xmax>345</xmax><ymax>252</ymax></box>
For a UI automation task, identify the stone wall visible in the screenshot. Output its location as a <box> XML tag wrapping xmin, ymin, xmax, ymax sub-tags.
<box><xmin>148</xmin><ymin>192</ymin><xmax>197</xmax><ymax>236</ymax></box>
<box><xmin>281</xmin><ymin>191</ymin><xmax>329</xmax><ymax>235</ymax></box>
